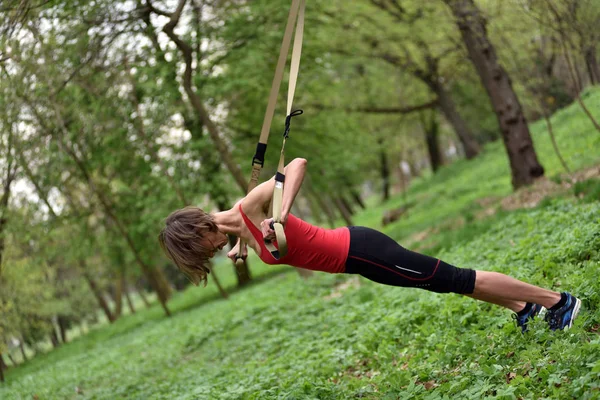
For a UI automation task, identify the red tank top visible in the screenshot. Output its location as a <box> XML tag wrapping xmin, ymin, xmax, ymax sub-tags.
<box><xmin>239</xmin><ymin>204</ymin><xmax>350</xmax><ymax>273</ymax></box>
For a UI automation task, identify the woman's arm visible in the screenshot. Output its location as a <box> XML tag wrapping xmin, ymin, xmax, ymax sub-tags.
<box><xmin>242</xmin><ymin>157</ymin><xmax>307</xmax><ymax>223</ymax></box>
<box><xmin>279</xmin><ymin>157</ymin><xmax>307</xmax><ymax>224</ymax></box>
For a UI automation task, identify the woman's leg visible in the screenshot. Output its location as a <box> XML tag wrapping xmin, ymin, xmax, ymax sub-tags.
<box><xmin>470</xmin><ymin>271</ymin><xmax>561</xmax><ymax>310</ymax></box>
<box><xmin>344</xmin><ymin>227</ymin><xmax>561</xmax><ymax>312</ymax></box>
<box><xmin>465</xmin><ymin>292</ymin><xmax>526</xmax><ymax>313</ymax></box>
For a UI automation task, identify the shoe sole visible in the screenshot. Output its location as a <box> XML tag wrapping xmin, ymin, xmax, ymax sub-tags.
<box><xmin>566</xmin><ymin>298</ymin><xmax>582</xmax><ymax>329</ymax></box>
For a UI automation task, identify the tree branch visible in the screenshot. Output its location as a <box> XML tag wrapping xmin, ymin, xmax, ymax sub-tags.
<box><xmin>310</xmin><ymin>99</ymin><xmax>438</xmax><ymax>114</ymax></box>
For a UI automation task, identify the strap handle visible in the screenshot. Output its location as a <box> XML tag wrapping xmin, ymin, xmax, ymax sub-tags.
<box><xmin>237</xmin><ymin>0</ymin><xmax>305</xmax><ymax>263</ymax></box>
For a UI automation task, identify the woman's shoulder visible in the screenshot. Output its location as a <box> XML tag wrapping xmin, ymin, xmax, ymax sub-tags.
<box><xmin>240</xmin><ymin>196</ymin><xmax>268</xmax><ymax>219</ymax></box>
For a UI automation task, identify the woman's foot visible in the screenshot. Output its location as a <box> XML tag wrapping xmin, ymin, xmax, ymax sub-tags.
<box><xmin>545</xmin><ymin>292</ymin><xmax>582</xmax><ymax>330</ymax></box>
<box><xmin>514</xmin><ymin>303</ymin><xmax>544</xmax><ymax>332</ymax></box>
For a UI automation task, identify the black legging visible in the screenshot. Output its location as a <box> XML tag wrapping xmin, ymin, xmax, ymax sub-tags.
<box><xmin>344</xmin><ymin>226</ymin><xmax>476</xmax><ymax>294</ymax></box>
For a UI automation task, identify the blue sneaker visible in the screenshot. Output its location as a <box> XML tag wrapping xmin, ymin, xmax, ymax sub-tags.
<box><xmin>545</xmin><ymin>292</ymin><xmax>582</xmax><ymax>330</ymax></box>
<box><xmin>514</xmin><ymin>303</ymin><xmax>544</xmax><ymax>332</ymax></box>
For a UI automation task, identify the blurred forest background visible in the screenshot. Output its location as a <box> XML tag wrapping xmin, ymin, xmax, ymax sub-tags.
<box><xmin>0</xmin><ymin>0</ymin><xmax>599</xmax><ymax>397</ymax></box>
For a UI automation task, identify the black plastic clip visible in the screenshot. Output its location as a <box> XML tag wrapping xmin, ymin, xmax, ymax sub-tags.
<box><xmin>283</xmin><ymin>109</ymin><xmax>304</xmax><ymax>139</ymax></box>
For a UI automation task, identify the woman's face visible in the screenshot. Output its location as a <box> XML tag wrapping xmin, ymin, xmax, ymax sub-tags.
<box><xmin>203</xmin><ymin>230</ymin><xmax>229</xmax><ymax>258</ymax></box>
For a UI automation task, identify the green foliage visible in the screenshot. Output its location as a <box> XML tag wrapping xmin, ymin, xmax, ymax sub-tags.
<box><xmin>1</xmin><ymin>199</ymin><xmax>599</xmax><ymax>399</ymax></box>
<box><xmin>573</xmin><ymin>178</ymin><xmax>600</xmax><ymax>203</ymax></box>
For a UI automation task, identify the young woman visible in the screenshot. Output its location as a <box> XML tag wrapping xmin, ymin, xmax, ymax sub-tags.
<box><xmin>158</xmin><ymin>158</ymin><xmax>581</xmax><ymax>332</ymax></box>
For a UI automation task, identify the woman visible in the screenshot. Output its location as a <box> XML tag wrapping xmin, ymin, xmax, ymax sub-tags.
<box><xmin>158</xmin><ymin>158</ymin><xmax>581</xmax><ymax>332</ymax></box>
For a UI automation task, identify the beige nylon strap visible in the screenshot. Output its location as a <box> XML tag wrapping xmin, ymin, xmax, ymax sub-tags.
<box><xmin>237</xmin><ymin>0</ymin><xmax>305</xmax><ymax>262</ymax></box>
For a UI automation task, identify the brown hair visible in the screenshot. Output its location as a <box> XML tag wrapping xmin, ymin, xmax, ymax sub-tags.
<box><xmin>158</xmin><ymin>206</ymin><xmax>218</xmax><ymax>286</ymax></box>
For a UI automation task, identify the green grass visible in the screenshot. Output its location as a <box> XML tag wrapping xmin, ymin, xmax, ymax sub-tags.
<box><xmin>1</xmin><ymin>90</ymin><xmax>600</xmax><ymax>399</ymax></box>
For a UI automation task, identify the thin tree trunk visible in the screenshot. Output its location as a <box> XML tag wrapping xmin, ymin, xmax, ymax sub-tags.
<box><xmin>0</xmin><ymin>353</ymin><xmax>5</xmax><ymax>383</ymax></box>
<box><xmin>562</xmin><ymin>43</ymin><xmax>600</xmax><ymax>133</ymax></box>
<box><xmin>7</xmin><ymin>353</ymin><xmax>16</xmax><ymax>366</ymax></box>
<box><xmin>543</xmin><ymin>110</ymin><xmax>570</xmax><ymax>174</ymax></box>
<box><xmin>113</xmin><ymin>272</ymin><xmax>125</xmax><ymax>319</ymax></box>
<box><xmin>420</xmin><ymin>111</ymin><xmax>443</xmax><ymax>173</ymax></box>
<box><xmin>124</xmin><ymin>280</ymin><xmax>136</xmax><ymax>314</ymax></box>
<box><xmin>584</xmin><ymin>48</ymin><xmax>600</xmax><ymax>85</ymax></box>
<box><xmin>57</xmin><ymin>316</ymin><xmax>68</xmax><ymax>344</ymax></box>
<box><xmin>136</xmin><ymin>285</ymin><xmax>151</xmax><ymax>308</ymax></box>
<box><xmin>430</xmin><ymin>81</ymin><xmax>480</xmax><ymax>159</ymax></box>
<box><xmin>349</xmin><ymin>189</ymin><xmax>366</xmax><ymax>210</ymax></box>
<box><xmin>82</xmin><ymin>269</ymin><xmax>115</xmax><ymax>323</ymax></box>
<box><xmin>378</xmin><ymin>138</ymin><xmax>391</xmax><ymax>202</ymax></box>
<box><xmin>50</xmin><ymin>328</ymin><xmax>60</xmax><ymax>348</ymax></box>
<box><xmin>210</xmin><ymin>265</ymin><xmax>229</xmax><ymax>299</ymax></box>
<box><xmin>312</xmin><ymin>190</ymin><xmax>336</xmax><ymax>227</ymax></box>
<box><xmin>396</xmin><ymin>161</ymin><xmax>408</xmax><ymax>202</ymax></box>
<box><xmin>305</xmin><ymin>193</ymin><xmax>324</xmax><ymax>225</ymax></box>
<box><xmin>340</xmin><ymin>195</ymin><xmax>354</xmax><ymax>216</ymax></box>
<box><xmin>0</xmin><ymin>134</ymin><xmax>15</xmax><ymax>272</ymax></box>
<box><xmin>333</xmin><ymin>197</ymin><xmax>354</xmax><ymax>226</ymax></box>
<box><xmin>446</xmin><ymin>0</ymin><xmax>544</xmax><ymax>189</ymax></box>
<box><xmin>19</xmin><ymin>340</ymin><xmax>27</xmax><ymax>361</ymax></box>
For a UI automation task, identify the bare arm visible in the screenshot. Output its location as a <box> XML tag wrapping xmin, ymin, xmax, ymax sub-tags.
<box><xmin>242</xmin><ymin>157</ymin><xmax>307</xmax><ymax>223</ymax></box>
<box><xmin>279</xmin><ymin>157</ymin><xmax>307</xmax><ymax>224</ymax></box>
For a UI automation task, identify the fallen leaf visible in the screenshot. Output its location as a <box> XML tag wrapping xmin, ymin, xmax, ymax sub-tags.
<box><xmin>506</xmin><ymin>372</ymin><xmax>517</xmax><ymax>383</ymax></box>
<box><xmin>423</xmin><ymin>380</ymin><xmax>436</xmax><ymax>390</ymax></box>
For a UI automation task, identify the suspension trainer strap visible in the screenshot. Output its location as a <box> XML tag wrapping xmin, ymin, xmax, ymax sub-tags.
<box><xmin>237</xmin><ymin>0</ymin><xmax>305</xmax><ymax>261</ymax></box>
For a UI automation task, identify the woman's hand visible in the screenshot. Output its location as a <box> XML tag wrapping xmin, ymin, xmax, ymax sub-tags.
<box><xmin>227</xmin><ymin>239</ymin><xmax>247</xmax><ymax>262</ymax></box>
<box><xmin>260</xmin><ymin>218</ymin><xmax>277</xmax><ymax>242</ymax></box>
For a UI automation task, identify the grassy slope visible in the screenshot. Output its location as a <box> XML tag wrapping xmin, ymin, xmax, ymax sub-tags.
<box><xmin>1</xmin><ymin>89</ymin><xmax>600</xmax><ymax>399</ymax></box>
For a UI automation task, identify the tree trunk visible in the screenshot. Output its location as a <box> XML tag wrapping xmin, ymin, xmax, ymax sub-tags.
<box><xmin>209</xmin><ymin>264</ymin><xmax>229</xmax><ymax>299</ymax></box>
<box><xmin>378</xmin><ymin>138</ymin><xmax>391</xmax><ymax>202</ymax></box>
<box><xmin>0</xmin><ymin>158</ymin><xmax>15</xmax><ymax>274</ymax></box>
<box><xmin>319</xmin><ymin>197</ymin><xmax>337</xmax><ymax>227</ymax></box>
<box><xmin>112</xmin><ymin>272</ymin><xmax>125</xmax><ymax>319</ymax></box>
<box><xmin>430</xmin><ymin>81</ymin><xmax>480</xmax><ymax>159</ymax></box>
<box><xmin>420</xmin><ymin>111</ymin><xmax>443</xmax><ymax>173</ymax></box>
<box><xmin>82</xmin><ymin>269</ymin><xmax>115</xmax><ymax>323</ymax></box>
<box><xmin>542</xmin><ymin>109</ymin><xmax>570</xmax><ymax>174</ymax></box>
<box><xmin>50</xmin><ymin>328</ymin><xmax>60</xmax><ymax>349</ymax></box>
<box><xmin>341</xmin><ymin>177</ymin><xmax>366</xmax><ymax>210</ymax></box>
<box><xmin>7</xmin><ymin>353</ymin><xmax>16</xmax><ymax>366</ymax></box>
<box><xmin>396</xmin><ymin>162</ymin><xmax>408</xmax><ymax>202</ymax></box>
<box><xmin>333</xmin><ymin>197</ymin><xmax>354</xmax><ymax>226</ymax></box>
<box><xmin>584</xmin><ymin>48</ymin><xmax>600</xmax><ymax>85</ymax></box>
<box><xmin>340</xmin><ymin>195</ymin><xmax>354</xmax><ymax>216</ymax></box>
<box><xmin>136</xmin><ymin>285</ymin><xmax>151</xmax><ymax>308</ymax></box>
<box><xmin>19</xmin><ymin>340</ymin><xmax>27</xmax><ymax>361</ymax></box>
<box><xmin>0</xmin><ymin>353</ymin><xmax>5</xmax><ymax>383</ymax></box>
<box><xmin>57</xmin><ymin>316</ymin><xmax>68</xmax><ymax>344</ymax></box>
<box><xmin>124</xmin><ymin>281</ymin><xmax>136</xmax><ymax>314</ymax></box>
<box><xmin>349</xmin><ymin>189</ymin><xmax>366</xmax><ymax>210</ymax></box>
<box><xmin>445</xmin><ymin>0</ymin><xmax>544</xmax><ymax>189</ymax></box>
<box><xmin>305</xmin><ymin>192</ymin><xmax>324</xmax><ymax>225</ymax></box>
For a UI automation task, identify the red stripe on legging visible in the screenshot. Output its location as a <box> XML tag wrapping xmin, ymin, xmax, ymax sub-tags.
<box><xmin>349</xmin><ymin>256</ymin><xmax>441</xmax><ymax>281</ymax></box>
